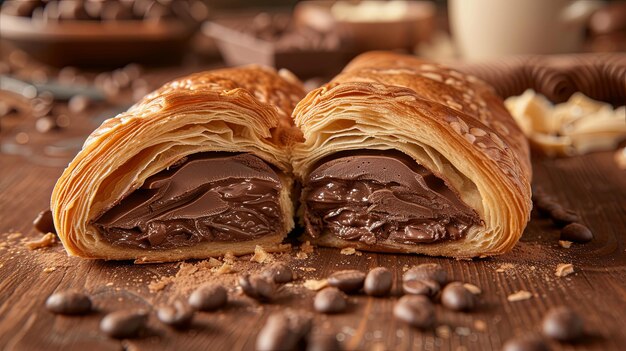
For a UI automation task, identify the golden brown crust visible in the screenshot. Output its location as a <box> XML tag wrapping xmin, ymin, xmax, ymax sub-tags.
<box><xmin>292</xmin><ymin>51</ymin><xmax>532</xmax><ymax>257</ymax></box>
<box><xmin>52</xmin><ymin>65</ymin><xmax>304</xmax><ymax>262</ymax></box>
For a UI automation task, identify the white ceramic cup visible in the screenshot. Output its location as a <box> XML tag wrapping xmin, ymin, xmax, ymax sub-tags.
<box><xmin>449</xmin><ymin>0</ymin><xmax>602</xmax><ymax>60</ymax></box>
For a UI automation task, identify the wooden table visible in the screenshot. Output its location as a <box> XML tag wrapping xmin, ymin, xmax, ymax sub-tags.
<box><xmin>1</xmin><ymin>83</ymin><xmax>625</xmax><ymax>351</ymax></box>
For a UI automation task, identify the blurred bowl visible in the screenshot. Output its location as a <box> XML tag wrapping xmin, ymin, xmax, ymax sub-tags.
<box><xmin>294</xmin><ymin>1</ymin><xmax>436</xmax><ymax>52</ymax></box>
<box><xmin>0</xmin><ymin>13</ymin><xmax>197</xmax><ymax>67</ymax></box>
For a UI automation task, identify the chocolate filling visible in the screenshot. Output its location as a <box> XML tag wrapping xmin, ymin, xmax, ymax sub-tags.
<box><xmin>93</xmin><ymin>153</ymin><xmax>283</xmax><ymax>250</ymax></box>
<box><xmin>303</xmin><ymin>150</ymin><xmax>480</xmax><ymax>246</ymax></box>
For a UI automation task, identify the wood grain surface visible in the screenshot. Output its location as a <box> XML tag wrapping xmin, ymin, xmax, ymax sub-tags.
<box><xmin>1</xmin><ymin>98</ymin><xmax>625</xmax><ymax>351</ymax></box>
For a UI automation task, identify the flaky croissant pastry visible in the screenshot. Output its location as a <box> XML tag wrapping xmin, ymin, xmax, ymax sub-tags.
<box><xmin>51</xmin><ymin>66</ymin><xmax>305</xmax><ymax>262</ymax></box>
<box><xmin>292</xmin><ymin>52</ymin><xmax>532</xmax><ymax>258</ymax></box>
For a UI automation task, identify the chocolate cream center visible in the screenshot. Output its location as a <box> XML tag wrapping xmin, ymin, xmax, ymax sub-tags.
<box><xmin>93</xmin><ymin>153</ymin><xmax>282</xmax><ymax>250</ymax></box>
<box><xmin>303</xmin><ymin>151</ymin><xmax>480</xmax><ymax>245</ymax></box>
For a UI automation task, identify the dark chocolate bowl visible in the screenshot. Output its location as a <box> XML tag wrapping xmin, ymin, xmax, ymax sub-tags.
<box><xmin>0</xmin><ymin>13</ymin><xmax>197</xmax><ymax>67</ymax></box>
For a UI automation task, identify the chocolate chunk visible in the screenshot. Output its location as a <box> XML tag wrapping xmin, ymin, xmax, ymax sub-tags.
<box><xmin>441</xmin><ymin>282</ymin><xmax>475</xmax><ymax>311</ymax></box>
<box><xmin>550</xmin><ymin>208</ymin><xmax>580</xmax><ymax>227</ymax></box>
<box><xmin>560</xmin><ymin>223</ymin><xmax>593</xmax><ymax>243</ymax></box>
<box><xmin>502</xmin><ymin>336</ymin><xmax>550</xmax><ymax>351</ymax></box>
<box><xmin>157</xmin><ymin>301</ymin><xmax>194</xmax><ymax>328</ymax></box>
<box><xmin>364</xmin><ymin>267</ymin><xmax>393</xmax><ymax>297</ymax></box>
<box><xmin>393</xmin><ymin>295</ymin><xmax>435</xmax><ymax>329</ymax></box>
<box><xmin>239</xmin><ymin>274</ymin><xmax>276</xmax><ymax>301</ymax></box>
<box><xmin>403</xmin><ymin>263</ymin><xmax>447</xmax><ymax>285</ymax></box>
<box><xmin>45</xmin><ymin>291</ymin><xmax>92</xmax><ymax>315</ymax></box>
<box><xmin>262</xmin><ymin>262</ymin><xmax>295</xmax><ymax>284</ymax></box>
<box><xmin>34</xmin><ymin>209</ymin><xmax>56</xmax><ymax>234</ymax></box>
<box><xmin>327</xmin><ymin>270</ymin><xmax>366</xmax><ymax>293</ymax></box>
<box><xmin>256</xmin><ymin>310</ymin><xmax>312</xmax><ymax>351</ymax></box>
<box><xmin>542</xmin><ymin>307</ymin><xmax>584</xmax><ymax>341</ymax></box>
<box><xmin>100</xmin><ymin>309</ymin><xmax>148</xmax><ymax>339</ymax></box>
<box><xmin>314</xmin><ymin>287</ymin><xmax>347</xmax><ymax>314</ymax></box>
<box><xmin>402</xmin><ymin>279</ymin><xmax>440</xmax><ymax>297</ymax></box>
<box><xmin>188</xmin><ymin>283</ymin><xmax>227</xmax><ymax>311</ymax></box>
<box><xmin>307</xmin><ymin>333</ymin><xmax>341</xmax><ymax>351</ymax></box>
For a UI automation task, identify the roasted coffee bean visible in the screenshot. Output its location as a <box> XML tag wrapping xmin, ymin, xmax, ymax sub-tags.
<box><xmin>560</xmin><ymin>223</ymin><xmax>593</xmax><ymax>243</ymax></box>
<box><xmin>307</xmin><ymin>333</ymin><xmax>341</xmax><ymax>351</ymax></box>
<box><xmin>542</xmin><ymin>307</ymin><xmax>584</xmax><ymax>341</ymax></box>
<box><xmin>441</xmin><ymin>282</ymin><xmax>475</xmax><ymax>311</ymax></box>
<box><xmin>239</xmin><ymin>274</ymin><xmax>276</xmax><ymax>301</ymax></box>
<box><xmin>262</xmin><ymin>262</ymin><xmax>294</xmax><ymax>284</ymax></box>
<box><xmin>100</xmin><ymin>309</ymin><xmax>148</xmax><ymax>339</ymax></box>
<box><xmin>34</xmin><ymin>209</ymin><xmax>56</xmax><ymax>234</ymax></box>
<box><xmin>550</xmin><ymin>208</ymin><xmax>580</xmax><ymax>227</ymax></box>
<box><xmin>403</xmin><ymin>263</ymin><xmax>447</xmax><ymax>285</ymax></box>
<box><xmin>157</xmin><ymin>301</ymin><xmax>194</xmax><ymax>328</ymax></box>
<box><xmin>188</xmin><ymin>283</ymin><xmax>227</xmax><ymax>311</ymax></box>
<box><xmin>256</xmin><ymin>310</ymin><xmax>312</xmax><ymax>351</ymax></box>
<box><xmin>364</xmin><ymin>267</ymin><xmax>392</xmax><ymax>297</ymax></box>
<box><xmin>402</xmin><ymin>279</ymin><xmax>440</xmax><ymax>297</ymax></box>
<box><xmin>327</xmin><ymin>270</ymin><xmax>366</xmax><ymax>293</ymax></box>
<box><xmin>314</xmin><ymin>287</ymin><xmax>347</xmax><ymax>314</ymax></box>
<box><xmin>393</xmin><ymin>295</ymin><xmax>435</xmax><ymax>329</ymax></box>
<box><xmin>502</xmin><ymin>336</ymin><xmax>549</xmax><ymax>351</ymax></box>
<box><xmin>46</xmin><ymin>291</ymin><xmax>92</xmax><ymax>315</ymax></box>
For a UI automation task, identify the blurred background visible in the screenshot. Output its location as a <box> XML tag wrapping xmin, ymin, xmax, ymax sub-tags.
<box><xmin>0</xmin><ymin>0</ymin><xmax>624</xmax><ymax>167</ymax></box>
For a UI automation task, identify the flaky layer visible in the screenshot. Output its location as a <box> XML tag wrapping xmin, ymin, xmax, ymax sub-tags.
<box><xmin>51</xmin><ymin>66</ymin><xmax>304</xmax><ymax>262</ymax></box>
<box><xmin>292</xmin><ymin>52</ymin><xmax>532</xmax><ymax>258</ymax></box>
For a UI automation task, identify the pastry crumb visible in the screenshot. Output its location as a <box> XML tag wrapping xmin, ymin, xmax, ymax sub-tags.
<box><xmin>208</xmin><ymin>257</ymin><xmax>222</xmax><ymax>268</ymax></box>
<box><xmin>303</xmin><ymin>279</ymin><xmax>328</xmax><ymax>291</ymax></box>
<box><xmin>340</xmin><ymin>247</ymin><xmax>357</xmax><ymax>255</ymax></box>
<box><xmin>496</xmin><ymin>263</ymin><xmax>515</xmax><ymax>273</ymax></box>
<box><xmin>555</xmin><ymin>263</ymin><xmax>574</xmax><ymax>277</ymax></box>
<box><xmin>215</xmin><ymin>262</ymin><xmax>235</xmax><ymax>275</ymax></box>
<box><xmin>463</xmin><ymin>283</ymin><xmax>482</xmax><ymax>295</ymax></box>
<box><xmin>296</xmin><ymin>252</ymin><xmax>309</xmax><ymax>260</ymax></box>
<box><xmin>301</xmin><ymin>267</ymin><xmax>316</xmax><ymax>272</ymax></box>
<box><xmin>558</xmin><ymin>240</ymin><xmax>573</xmax><ymax>248</ymax></box>
<box><xmin>43</xmin><ymin>266</ymin><xmax>56</xmax><ymax>273</ymax></box>
<box><xmin>300</xmin><ymin>241</ymin><xmax>314</xmax><ymax>253</ymax></box>
<box><xmin>507</xmin><ymin>290</ymin><xmax>533</xmax><ymax>302</ymax></box>
<box><xmin>251</xmin><ymin>245</ymin><xmax>273</xmax><ymax>264</ymax></box>
<box><xmin>25</xmin><ymin>233</ymin><xmax>56</xmax><ymax>250</ymax></box>
<box><xmin>7</xmin><ymin>232</ymin><xmax>23</xmax><ymax>240</ymax></box>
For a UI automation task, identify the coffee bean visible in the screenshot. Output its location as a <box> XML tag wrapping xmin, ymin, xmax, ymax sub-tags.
<box><xmin>327</xmin><ymin>270</ymin><xmax>366</xmax><ymax>293</ymax></box>
<box><xmin>560</xmin><ymin>223</ymin><xmax>593</xmax><ymax>243</ymax></box>
<box><xmin>402</xmin><ymin>279</ymin><xmax>440</xmax><ymax>297</ymax></box>
<box><xmin>550</xmin><ymin>208</ymin><xmax>580</xmax><ymax>227</ymax></box>
<box><xmin>239</xmin><ymin>274</ymin><xmax>276</xmax><ymax>301</ymax></box>
<box><xmin>393</xmin><ymin>295</ymin><xmax>435</xmax><ymax>329</ymax></box>
<box><xmin>262</xmin><ymin>262</ymin><xmax>294</xmax><ymax>284</ymax></box>
<box><xmin>100</xmin><ymin>309</ymin><xmax>148</xmax><ymax>339</ymax></box>
<box><xmin>34</xmin><ymin>209</ymin><xmax>56</xmax><ymax>234</ymax></box>
<box><xmin>403</xmin><ymin>263</ymin><xmax>447</xmax><ymax>285</ymax></box>
<box><xmin>542</xmin><ymin>307</ymin><xmax>584</xmax><ymax>341</ymax></box>
<box><xmin>502</xmin><ymin>336</ymin><xmax>549</xmax><ymax>351</ymax></box>
<box><xmin>364</xmin><ymin>267</ymin><xmax>392</xmax><ymax>297</ymax></box>
<box><xmin>441</xmin><ymin>282</ymin><xmax>475</xmax><ymax>311</ymax></box>
<box><xmin>314</xmin><ymin>287</ymin><xmax>347</xmax><ymax>314</ymax></box>
<box><xmin>46</xmin><ymin>291</ymin><xmax>92</xmax><ymax>315</ymax></box>
<box><xmin>188</xmin><ymin>283</ymin><xmax>227</xmax><ymax>311</ymax></box>
<box><xmin>256</xmin><ymin>310</ymin><xmax>312</xmax><ymax>351</ymax></box>
<box><xmin>307</xmin><ymin>333</ymin><xmax>341</xmax><ymax>351</ymax></box>
<box><xmin>157</xmin><ymin>301</ymin><xmax>194</xmax><ymax>328</ymax></box>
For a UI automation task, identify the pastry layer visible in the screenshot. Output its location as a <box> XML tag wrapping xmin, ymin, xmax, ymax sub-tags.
<box><xmin>303</xmin><ymin>150</ymin><xmax>480</xmax><ymax>246</ymax></box>
<box><xmin>93</xmin><ymin>153</ymin><xmax>282</xmax><ymax>249</ymax></box>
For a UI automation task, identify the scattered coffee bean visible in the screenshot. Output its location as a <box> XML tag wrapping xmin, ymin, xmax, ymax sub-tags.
<box><xmin>542</xmin><ymin>307</ymin><xmax>584</xmax><ymax>341</ymax></box>
<box><xmin>403</xmin><ymin>263</ymin><xmax>447</xmax><ymax>285</ymax></box>
<box><xmin>402</xmin><ymin>279</ymin><xmax>440</xmax><ymax>297</ymax></box>
<box><xmin>550</xmin><ymin>208</ymin><xmax>580</xmax><ymax>227</ymax></box>
<box><xmin>46</xmin><ymin>291</ymin><xmax>92</xmax><ymax>315</ymax></box>
<box><xmin>256</xmin><ymin>310</ymin><xmax>312</xmax><ymax>351</ymax></box>
<box><xmin>68</xmin><ymin>95</ymin><xmax>91</xmax><ymax>113</ymax></box>
<box><xmin>314</xmin><ymin>287</ymin><xmax>347</xmax><ymax>314</ymax></box>
<box><xmin>502</xmin><ymin>336</ymin><xmax>550</xmax><ymax>351</ymax></box>
<box><xmin>239</xmin><ymin>274</ymin><xmax>276</xmax><ymax>301</ymax></box>
<box><xmin>262</xmin><ymin>262</ymin><xmax>294</xmax><ymax>284</ymax></box>
<box><xmin>33</xmin><ymin>209</ymin><xmax>56</xmax><ymax>234</ymax></box>
<box><xmin>441</xmin><ymin>282</ymin><xmax>475</xmax><ymax>311</ymax></box>
<box><xmin>307</xmin><ymin>333</ymin><xmax>341</xmax><ymax>351</ymax></box>
<box><xmin>364</xmin><ymin>267</ymin><xmax>392</xmax><ymax>297</ymax></box>
<box><xmin>393</xmin><ymin>295</ymin><xmax>435</xmax><ymax>329</ymax></box>
<box><xmin>188</xmin><ymin>283</ymin><xmax>227</xmax><ymax>311</ymax></box>
<box><xmin>327</xmin><ymin>270</ymin><xmax>366</xmax><ymax>293</ymax></box>
<box><xmin>560</xmin><ymin>223</ymin><xmax>593</xmax><ymax>243</ymax></box>
<box><xmin>157</xmin><ymin>301</ymin><xmax>194</xmax><ymax>328</ymax></box>
<box><xmin>100</xmin><ymin>309</ymin><xmax>148</xmax><ymax>339</ymax></box>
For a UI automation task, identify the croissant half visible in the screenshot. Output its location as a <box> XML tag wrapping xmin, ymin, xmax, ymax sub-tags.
<box><xmin>51</xmin><ymin>66</ymin><xmax>305</xmax><ymax>262</ymax></box>
<box><xmin>291</xmin><ymin>52</ymin><xmax>532</xmax><ymax>258</ymax></box>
